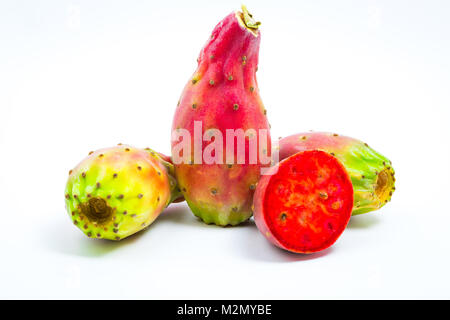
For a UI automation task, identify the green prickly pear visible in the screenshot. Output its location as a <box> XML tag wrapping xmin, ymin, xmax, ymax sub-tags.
<box><xmin>278</xmin><ymin>132</ymin><xmax>395</xmax><ymax>215</ymax></box>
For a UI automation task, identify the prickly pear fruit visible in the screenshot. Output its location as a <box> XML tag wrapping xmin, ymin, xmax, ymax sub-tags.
<box><xmin>64</xmin><ymin>145</ymin><xmax>182</xmax><ymax>240</ymax></box>
<box><xmin>278</xmin><ymin>132</ymin><xmax>395</xmax><ymax>215</ymax></box>
<box><xmin>147</xmin><ymin>149</ymin><xmax>184</xmax><ymax>203</ymax></box>
<box><xmin>171</xmin><ymin>6</ymin><xmax>271</xmax><ymax>226</ymax></box>
<box><xmin>253</xmin><ymin>150</ymin><xmax>354</xmax><ymax>254</ymax></box>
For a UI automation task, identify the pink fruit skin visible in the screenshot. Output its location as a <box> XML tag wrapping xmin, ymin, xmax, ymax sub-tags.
<box><xmin>171</xmin><ymin>9</ymin><xmax>270</xmax><ymax>226</ymax></box>
<box><xmin>279</xmin><ymin>132</ymin><xmax>356</xmax><ymax>160</ymax></box>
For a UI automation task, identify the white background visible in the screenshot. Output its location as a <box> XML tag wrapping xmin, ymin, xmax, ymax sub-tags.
<box><xmin>1</xmin><ymin>0</ymin><xmax>449</xmax><ymax>299</ymax></box>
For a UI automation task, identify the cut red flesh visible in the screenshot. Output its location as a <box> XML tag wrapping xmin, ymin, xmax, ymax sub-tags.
<box><xmin>253</xmin><ymin>150</ymin><xmax>353</xmax><ymax>253</ymax></box>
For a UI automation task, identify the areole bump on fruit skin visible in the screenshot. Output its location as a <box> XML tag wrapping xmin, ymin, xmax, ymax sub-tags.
<box><xmin>65</xmin><ymin>145</ymin><xmax>182</xmax><ymax>240</ymax></box>
<box><xmin>278</xmin><ymin>132</ymin><xmax>396</xmax><ymax>215</ymax></box>
<box><xmin>171</xmin><ymin>6</ymin><xmax>271</xmax><ymax>226</ymax></box>
<box><xmin>253</xmin><ymin>150</ymin><xmax>354</xmax><ymax>254</ymax></box>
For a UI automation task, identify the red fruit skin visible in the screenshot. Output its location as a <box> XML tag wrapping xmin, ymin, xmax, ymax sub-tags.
<box><xmin>253</xmin><ymin>150</ymin><xmax>354</xmax><ymax>254</ymax></box>
<box><xmin>171</xmin><ymin>10</ymin><xmax>270</xmax><ymax>226</ymax></box>
<box><xmin>253</xmin><ymin>164</ymin><xmax>285</xmax><ymax>249</ymax></box>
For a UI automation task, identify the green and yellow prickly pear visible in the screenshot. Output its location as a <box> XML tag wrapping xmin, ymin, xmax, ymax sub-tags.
<box><xmin>64</xmin><ymin>145</ymin><xmax>182</xmax><ymax>240</ymax></box>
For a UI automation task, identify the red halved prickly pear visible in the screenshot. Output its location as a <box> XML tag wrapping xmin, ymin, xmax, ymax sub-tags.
<box><xmin>253</xmin><ymin>150</ymin><xmax>353</xmax><ymax>254</ymax></box>
<box><xmin>171</xmin><ymin>6</ymin><xmax>270</xmax><ymax>226</ymax></box>
<box><xmin>279</xmin><ymin>132</ymin><xmax>395</xmax><ymax>215</ymax></box>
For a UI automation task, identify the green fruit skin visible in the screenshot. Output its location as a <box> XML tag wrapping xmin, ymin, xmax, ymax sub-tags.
<box><xmin>64</xmin><ymin>145</ymin><xmax>182</xmax><ymax>240</ymax></box>
<box><xmin>279</xmin><ymin>132</ymin><xmax>395</xmax><ymax>215</ymax></box>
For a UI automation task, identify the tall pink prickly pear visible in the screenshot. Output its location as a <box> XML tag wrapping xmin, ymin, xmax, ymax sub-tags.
<box><xmin>171</xmin><ymin>6</ymin><xmax>271</xmax><ymax>226</ymax></box>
